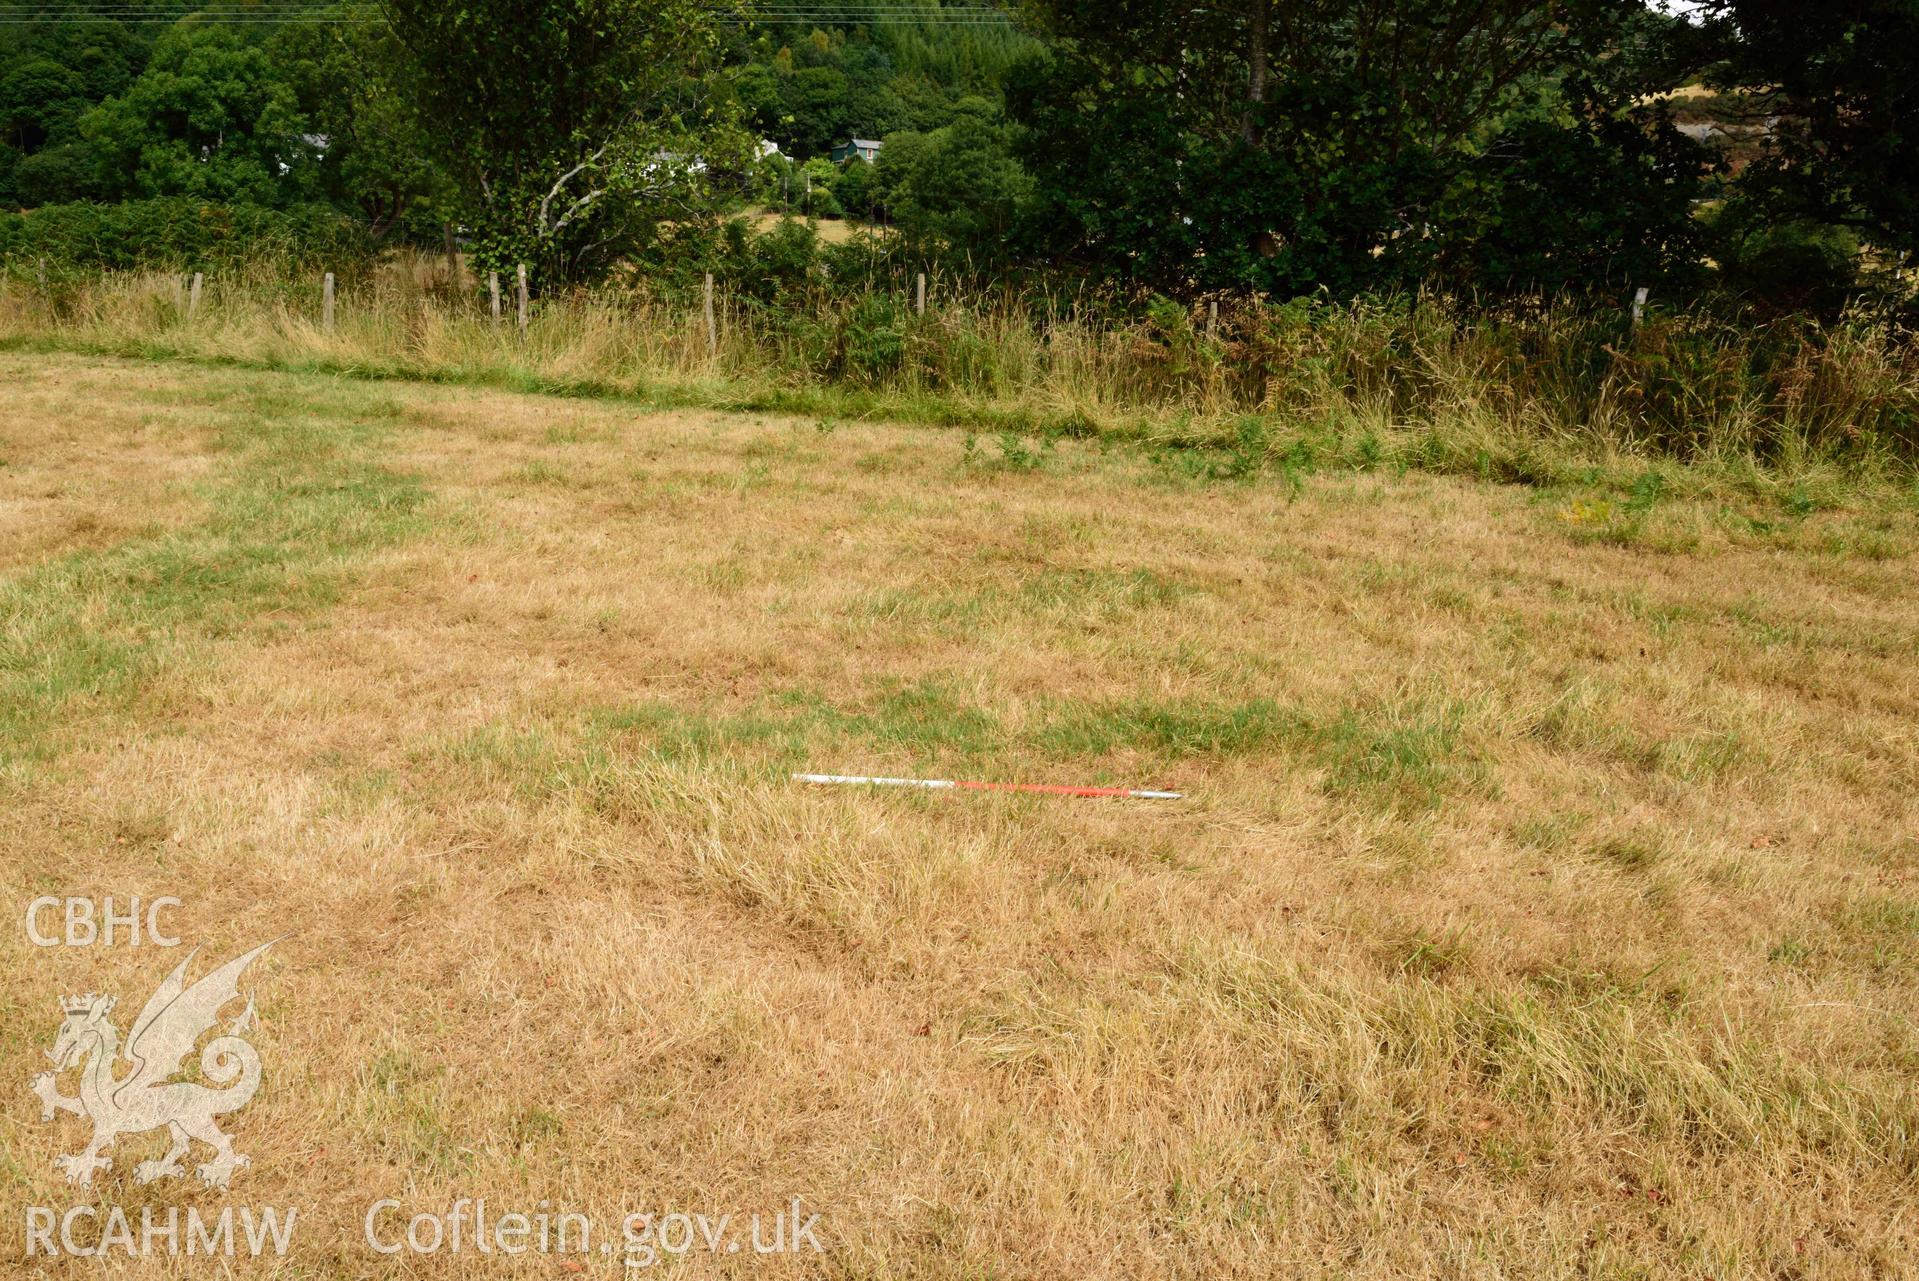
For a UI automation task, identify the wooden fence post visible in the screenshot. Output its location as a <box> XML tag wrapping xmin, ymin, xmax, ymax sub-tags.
<box><xmin>1207</xmin><ymin>300</ymin><xmax>1219</xmax><ymax>340</ymax></box>
<box><xmin>1631</xmin><ymin>286</ymin><xmax>1649</xmax><ymax>329</ymax></box>
<box><xmin>703</xmin><ymin>271</ymin><xmax>717</xmax><ymax>360</ymax></box>
<box><xmin>442</xmin><ymin>221</ymin><xmax>459</xmax><ymax>285</ymax></box>
<box><xmin>489</xmin><ymin>271</ymin><xmax>501</xmax><ymax>325</ymax></box>
<box><xmin>516</xmin><ymin>263</ymin><xmax>528</xmax><ymax>339</ymax></box>
<box><xmin>916</xmin><ymin>272</ymin><xmax>927</xmax><ymax>316</ymax></box>
<box><xmin>188</xmin><ymin>272</ymin><xmax>203</xmax><ymax>319</ymax></box>
<box><xmin>322</xmin><ymin>272</ymin><xmax>335</xmax><ymax>332</ymax></box>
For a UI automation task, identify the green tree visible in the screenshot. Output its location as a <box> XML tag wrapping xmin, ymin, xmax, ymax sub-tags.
<box><xmin>1699</xmin><ymin>0</ymin><xmax>1919</xmax><ymax>265</ymax></box>
<box><xmin>1011</xmin><ymin>0</ymin><xmax>1701</xmax><ymax>294</ymax></box>
<box><xmin>1</xmin><ymin>57</ymin><xmax>85</xmax><ymax>154</ymax></box>
<box><xmin>868</xmin><ymin>127</ymin><xmax>931</xmax><ymax>221</ymax></box>
<box><xmin>80</xmin><ymin>25</ymin><xmax>317</xmax><ymax>206</ymax></box>
<box><xmin>736</xmin><ymin>10</ymin><xmax>1036</xmax><ymax>162</ymax></box>
<box><xmin>797</xmin><ymin>155</ymin><xmax>843</xmax><ymax>217</ymax></box>
<box><xmin>786</xmin><ymin>65</ymin><xmax>856</xmax><ymax>157</ymax></box>
<box><xmin>14</xmin><ymin>143</ymin><xmax>103</xmax><ymax>205</ymax></box>
<box><xmin>888</xmin><ymin>114</ymin><xmax>1032</xmax><ymax>255</ymax></box>
<box><xmin>733</xmin><ymin>61</ymin><xmax>784</xmax><ymax>137</ymax></box>
<box><xmin>0</xmin><ymin>19</ymin><xmax>147</xmax><ymax>204</ymax></box>
<box><xmin>3</xmin><ymin>58</ymin><xmax>94</xmax><ymax>203</ymax></box>
<box><xmin>830</xmin><ymin>152</ymin><xmax>875</xmax><ymax>218</ymax></box>
<box><xmin>888</xmin><ymin>72</ymin><xmax>955</xmax><ymax>132</ymax></box>
<box><xmin>378</xmin><ymin>0</ymin><xmax>749</xmax><ymax>283</ymax></box>
<box><xmin>1432</xmin><ymin>80</ymin><xmax>1708</xmax><ymax>292</ymax></box>
<box><xmin>271</xmin><ymin>17</ymin><xmax>441</xmax><ymax>239</ymax></box>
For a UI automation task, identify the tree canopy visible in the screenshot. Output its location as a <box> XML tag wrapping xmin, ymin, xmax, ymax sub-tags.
<box><xmin>1699</xmin><ymin>0</ymin><xmax>1919</xmax><ymax>262</ymax></box>
<box><xmin>1007</xmin><ymin>0</ymin><xmax>1707</xmax><ymax>293</ymax></box>
<box><xmin>0</xmin><ymin>0</ymin><xmax>1910</xmax><ymax>304</ymax></box>
<box><xmin>376</xmin><ymin>0</ymin><xmax>746</xmax><ymax>281</ymax></box>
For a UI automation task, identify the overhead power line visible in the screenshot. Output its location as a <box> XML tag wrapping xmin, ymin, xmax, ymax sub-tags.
<box><xmin>0</xmin><ymin>2</ymin><xmax>1016</xmax><ymax>23</ymax></box>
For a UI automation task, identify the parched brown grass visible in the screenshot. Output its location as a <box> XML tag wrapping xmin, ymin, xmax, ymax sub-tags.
<box><xmin>747</xmin><ymin>211</ymin><xmax>868</xmax><ymax>245</ymax></box>
<box><xmin>0</xmin><ymin>364</ymin><xmax>213</xmax><ymax>573</ymax></box>
<box><xmin>1</xmin><ymin>351</ymin><xmax>1916</xmax><ymax>1278</ymax></box>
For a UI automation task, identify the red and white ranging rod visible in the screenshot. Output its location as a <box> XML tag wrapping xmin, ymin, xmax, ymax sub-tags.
<box><xmin>793</xmin><ymin>773</ymin><xmax>1184</xmax><ymax>801</ymax></box>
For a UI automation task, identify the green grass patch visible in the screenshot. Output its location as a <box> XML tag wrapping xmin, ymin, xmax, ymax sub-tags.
<box><xmin>585</xmin><ymin>680</ymin><xmax>1002</xmax><ymax>771</ymax></box>
<box><xmin>861</xmin><ymin>568</ymin><xmax>1190</xmax><ymax>634</ymax></box>
<box><xmin>0</xmin><ymin>376</ymin><xmax>427</xmax><ymax>764</ymax></box>
<box><xmin>1317</xmin><ymin>699</ymin><xmax>1485</xmax><ymax>811</ymax></box>
<box><xmin>1032</xmin><ymin>697</ymin><xmax>1308</xmax><ymax>759</ymax></box>
<box><xmin>563</xmin><ymin>685</ymin><xmax>1487</xmax><ymax>812</ymax></box>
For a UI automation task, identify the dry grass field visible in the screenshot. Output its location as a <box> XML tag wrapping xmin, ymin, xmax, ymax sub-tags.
<box><xmin>2</xmin><ymin>350</ymin><xmax>1916</xmax><ymax>1278</ymax></box>
<box><xmin>747</xmin><ymin>211</ymin><xmax>868</xmax><ymax>245</ymax></box>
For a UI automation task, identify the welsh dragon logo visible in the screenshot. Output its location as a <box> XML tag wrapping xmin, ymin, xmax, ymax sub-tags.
<box><xmin>30</xmin><ymin>942</ymin><xmax>276</xmax><ymax>1189</ymax></box>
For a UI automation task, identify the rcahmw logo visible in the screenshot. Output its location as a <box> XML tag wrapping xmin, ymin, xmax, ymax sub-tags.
<box><xmin>23</xmin><ymin>939</ymin><xmax>298</xmax><ymax>1259</ymax></box>
<box><xmin>25</xmin><ymin>1204</ymin><xmax>296</xmax><ymax>1259</ymax></box>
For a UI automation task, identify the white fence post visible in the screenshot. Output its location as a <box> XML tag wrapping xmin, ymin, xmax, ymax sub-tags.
<box><xmin>322</xmin><ymin>271</ymin><xmax>335</xmax><ymax>332</ymax></box>
<box><xmin>516</xmin><ymin>263</ymin><xmax>529</xmax><ymax>339</ymax></box>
